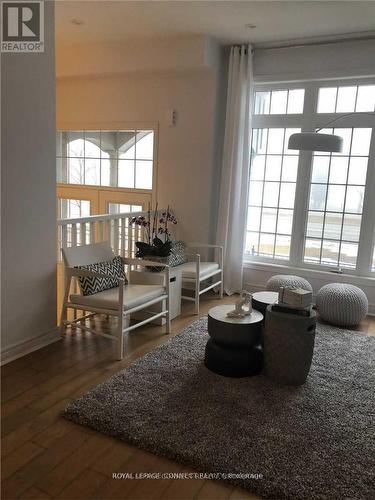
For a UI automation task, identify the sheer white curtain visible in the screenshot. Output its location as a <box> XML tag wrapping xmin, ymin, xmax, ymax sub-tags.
<box><xmin>216</xmin><ymin>44</ymin><xmax>253</xmax><ymax>294</ymax></box>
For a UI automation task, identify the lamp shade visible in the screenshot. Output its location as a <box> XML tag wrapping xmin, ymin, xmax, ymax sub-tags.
<box><xmin>288</xmin><ymin>132</ymin><xmax>343</xmax><ymax>153</ymax></box>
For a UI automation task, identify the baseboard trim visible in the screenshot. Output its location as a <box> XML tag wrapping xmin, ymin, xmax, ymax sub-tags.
<box><xmin>1</xmin><ymin>327</ymin><xmax>61</xmax><ymax>366</ymax></box>
<box><xmin>243</xmin><ymin>282</ymin><xmax>375</xmax><ymax>316</ymax></box>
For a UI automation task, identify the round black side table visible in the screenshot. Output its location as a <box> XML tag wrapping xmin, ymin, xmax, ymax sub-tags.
<box><xmin>252</xmin><ymin>291</ymin><xmax>279</xmax><ymax>317</ymax></box>
<box><xmin>205</xmin><ymin>305</ymin><xmax>264</xmax><ymax>378</ymax></box>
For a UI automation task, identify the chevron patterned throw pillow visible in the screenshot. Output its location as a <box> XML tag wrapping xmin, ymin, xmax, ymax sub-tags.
<box><xmin>76</xmin><ymin>256</ymin><xmax>127</xmax><ymax>296</ymax></box>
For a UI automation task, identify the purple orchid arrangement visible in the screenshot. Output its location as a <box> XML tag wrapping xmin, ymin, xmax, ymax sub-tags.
<box><xmin>131</xmin><ymin>204</ymin><xmax>178</xmax><ymax>258</ymax></box>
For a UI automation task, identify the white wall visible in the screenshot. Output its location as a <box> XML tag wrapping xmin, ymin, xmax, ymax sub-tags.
<box><xmin>1</xmin><ymin>1</ymin><xmax>58</xmax><ymax>363</ymax></box>
<box><xmin>57</xmin><ymin>38</ymin><xmax>225</xmax><ymax>244</ymax></box>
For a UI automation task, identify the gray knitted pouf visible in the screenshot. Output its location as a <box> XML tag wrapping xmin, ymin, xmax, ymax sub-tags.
<box><xmin>266</xmin><ymin>274</ymin><xmax>313</xmax><ymax>293</ymax></box>
<box><xmin>316</xmin><ymin>283</ymin><xmax>368</xmax><ymax>326</ymax></box>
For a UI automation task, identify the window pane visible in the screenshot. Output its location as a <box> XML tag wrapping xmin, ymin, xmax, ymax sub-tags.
<box><xmin>263</xmin><ymin>182</ymin><xmax>280</xmax><ymax>207</ymax></box>
<box><xmin>252</xmin><ymin>129</ymin><xmax>268</xmax><ymax>154</ymax></box>
<box><xmin>342</xmin><ymin>214</ymin><xmax>361</xmax><ymax>242</ymax></box>
<box><xmin>247</xmin><ymin>206</ymin><xmax>261</xmax><ymax>231</ymax></box>
<box><xmin>348</xmin><ymin>157</ymin><xmax>368</xmax><ymax>185</ymax></box>
<box><xmin>329</xmin><ymin>157</ymin><xmax>348</xmax><ymax>184</ymax></box>
<box><xmin>307</xmin><ymin>211</ymin><xmax>324</xmax><ymax>238</ymax></box>
<box><xmin>323</xmin><ymin>213</ymin><xmax>343</xmax><ymax>240</ymax></box>
<box><xmin>57</xmin><ymin>128</ymin><xmax>154</xmax><ymax>188</ymax></box>
<box><xmin>68</xmin><ymin>158</ymin><xmax>84</xmax><ymax>184</ymax></box>
<box><xmin>309</xmin><ymin>184</ymin><xmax>327</xmax><ymax>210</ymax></box>
<box><xmin>281</xmin><ymin>156</ymin><xmax>298</xmax><ymax>182</ymax></box>
<box><xmin>339</xmin><ymin>243</ymin><xmax>358</xmax><ymax>268</ymax></box>
<box><xmin>118</xmin><ymin>131</ymin><xmax>136</xmax><ymax>159</ymax></box>
<box><xmin>267</xmin><ymin>129</ymin><xmax>285</xmax><ymax>154</ymax></box>
<box><xmin>270</xmin><ymin>90</ymin><xmax>288</xmax><ymax>114</ymax></box>
<box><xmin>261</xmin><ymin>208</ymin><xmax>277</xmax><ymax>232</ymax></box>
<box><xmin>245</xmin><ymin>232</ymin><xmax>259</xmax><ymax>255</ymax></box>
<box><xmin>259</xmin><ymin>233</ymin><xmax>275</xmax><ymax>256</ymax></box>
<box><xmin>84</xmin><ymin>132</ymin><xmax>101</xmax><ymax>158</ymax></box>
<box><xmin>265</xmin><ymin>156</ymin><xmax>282</xmax><ymax>181</ymax></box>
<box><xmin>351</xmin><ymin>128</ymin><xmax>372</xmax><ymax>156</ymax></box>
<box><xmin>284</xmin><ymin>128</ymin><xmax>300</xmax><ymax>155</ymax></box>
<box><xmin>249</xmin><ymin>181</ymin><xmax>263</xmax><ymax>206</ymax></box>
<box><xmin>336</xmin><ymin>86</ymin><xmax>357</xmax><ymax>113</ymax></box>
<box><xmin>58</xmin><ymin>199</ymin><xmax>90</xmax><ymax>219</ymax></box>
<box><xmin>279</xmin><ymin>183</ymin><xmax>296</xmax><ymax>209</ymax></box>
<box><xmin>304</xmin><ymin>239</ymin><xmax>321</xmax><ymax>263</ymax></box>
<box><xmin>355</xmin><ymin>85</ymin><xmax>375</xmax><ymax>112</ymax></box>
<box><xmin>250</xmin><ymin>155</ymin><xmax>265</xmax><ymax>180</ymax></box>
<box><xmin>332</xmin><ymin>128</ymin><xmax>352</xmax><ymax>156</ymax></box>
<box><xmin>275</xmin><ymin>235</ymin><xmax>291</xmax><ymax>259</ymax></box>
<box><xmin>136</xmin><ymin>131</ymin><xmax>154</xmax><ymax>160</ymax></box>
<box><xmin>118</xmin><ymin>160</ymin><xmax>134</xmax><ymax>188</ymax></box>
<box><xmin>101</xmin><ymin>159</ymin><xmax>111</xmax><ymax>186</ymax></box>
<box><xmin>317</xmin><ymin>87</ymin><xmax>337</xmax><ymax>113</ymax></box>
<box><xmin>311</xmin><ymin>156</ymin><xmax>329</xmax><ymax>183</ymax></box>
<box><xmin>326</xmin><ymin>185</ymin><xmax>345</xmax><ymax>212</ymax></box>
<box><xmin>277</xmin><ymin>209</ymin><xmax>293</xmax><ymax>234</ymax></box>
<box><xmin>135</xmin><ymin>160</ymin><xmax>153</xmax><ymax>189</ymax></box>
<box><xmin>247</xmin><ymin>127</ymin><xmax>300</xmax><ymax>262</ymax></box>
<box><xmin>287</xmin><ymin>89</ymin><xmax>305</xmax><ymax>114</ymax></box>
<box><xmin>67</xmin><ymin>133</ymin><xmax>85</xmax><ymax>157</ymax></box>
<box><xmin>85</xmin><ymin>159</ymin><xmax>100</xmax><ymax>186</ymax></box>
<box><xmin>254</xmin><ymin>91</ymin><xmax>270</xmax><ymax>114</ymax></box>
<box><xmin>345</xmin><ymin>186</ymin><xmax>365</xmax><ymax>213</ymax></box>
<box><xmin>321</xmin><ymin>240</ymin><xmax>340</xmax><ymax>266</ymax></box>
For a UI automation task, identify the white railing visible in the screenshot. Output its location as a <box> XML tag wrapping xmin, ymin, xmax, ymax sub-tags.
<box><xmin>57</xmin><ymin>209</ymin><xmax>164</xmax><ymax>263</ymax></box>
<box><xmin>56</xmin><ymin>209</ymin><xmax>165</xmax><ymax>322</ymax></box>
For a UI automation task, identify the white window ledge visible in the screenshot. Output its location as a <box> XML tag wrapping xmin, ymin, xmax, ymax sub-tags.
<box><xmin>243</xmin><ymin>259</ymin><xmax>375</xmax><ymax>288</ymax></box>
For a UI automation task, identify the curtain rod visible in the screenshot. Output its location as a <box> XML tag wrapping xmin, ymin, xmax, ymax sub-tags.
<box><xmin>252</xmin><ymin>32</ymin><xmax>375</xmax><ymax>51</ymax></box>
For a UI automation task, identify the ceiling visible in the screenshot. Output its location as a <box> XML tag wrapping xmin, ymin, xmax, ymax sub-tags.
<box><xmin>55</xmin><ymin>0</ymin><xmax>375</xmax><ymax>47</ymax></box>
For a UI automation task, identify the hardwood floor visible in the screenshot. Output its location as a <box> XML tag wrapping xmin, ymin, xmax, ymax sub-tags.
<box><xmin>1</xmin><ymin>294</ymin><xmax>374</xmax><ymax>500</ymax></box>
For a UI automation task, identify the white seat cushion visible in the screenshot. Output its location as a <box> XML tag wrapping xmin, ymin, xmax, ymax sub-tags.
<box><xmin>179</xmin><ymin>261</ymin><xmax>220</xmax><ymax>279</ymax></box>
<box><xmin>70</xmin><ymin>284</ymin><xmax>165</xmax><ymax>311</ymax></box>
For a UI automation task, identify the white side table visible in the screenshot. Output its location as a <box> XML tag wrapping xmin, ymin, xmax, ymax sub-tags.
<box><xmin>129</xmin><ymin>267</ymin><xmax>182</xmax><ymax>324</ymax></box>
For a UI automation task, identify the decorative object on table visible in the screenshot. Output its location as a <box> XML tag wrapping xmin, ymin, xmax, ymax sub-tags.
<box><xmin>316</xmin><ymin>283</ymin><xmax>368</xmax><ymax>327</ymax></box>
<box><xmin>279</xmin><ymin>286</ymin><xmax>313</xmax><ymax>308</ymax></box>
<box><xmin>264</xmin><ymin>305</ymin><xmax>316</xmax><ymax>386</ymax></box>
<box><xmin>251</xmin><ymin>291</ymin><xmax>279</xmax><ymax>317</ymax></box>
<box><xmin>130</xmin><ymin>204</ymin><xmax>178</xmax><ymax>271</ymax></box>
<box><xmin>205</xmin><ymin>304</ymin><xmax>263</xmax><ymax>377</ymax></box>
<box><xmin>266</xmin><ymin>274</ymin><xmax>313</xmax><ymax>293</ymax></box>
<box><xmin>64</xmin><ymin>317</ymin><xmax>375</xmax><ymax>500</ymax></box>
<box><xmin>226</xmin><ymin>290</ymin><xmax>252</xmax><ymax>318</ymax></box>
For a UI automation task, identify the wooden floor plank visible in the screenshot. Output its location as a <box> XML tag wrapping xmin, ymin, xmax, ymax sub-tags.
<box><xmin>57</xmin><ymin>469</ymin><xmax>108</xmax><ymax>499</ymax></box>
<box><xmin>196</xmin><ymin>480</ymin><xmax>234</xmax><ymax>499</ymax></box>
<box><xmin>1</xmin><ymin>442</ymin><xmax>44</xmax><ymax>481</ymax></box>
<box><xmin>36</xmin><ymin>434</ymin><xmax>115</xmax><ymax>497</ymax></box>
<box><xmin>1</xmin><ymin>294</ymin><xmax>373</xmax><ymax>500</ymax></box>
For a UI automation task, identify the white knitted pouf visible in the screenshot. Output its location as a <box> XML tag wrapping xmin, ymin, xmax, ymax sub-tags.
<box><xmin>266</xmin><ymin>275</ymin><xmax>313</xmax><ymax>293</ymax></box>
<box><xmin>316</xmin><ymin>283</ymin><xmax>368</xmax><ymax>326</ymax></box>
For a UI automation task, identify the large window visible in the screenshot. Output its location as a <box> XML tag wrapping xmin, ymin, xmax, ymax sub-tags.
<box><xmin>56</xmin><ymin>129</ymin><xmax>155</xmax><ymax>190</ymax></box>
<box><xmin>246</xmin><ymin>81</ymin><xmax>375</xmax><ymax>276</ymax></box>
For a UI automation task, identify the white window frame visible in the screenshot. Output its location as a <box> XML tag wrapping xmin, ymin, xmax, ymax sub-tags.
<box><xmin>246</xmin><ymin>78</ymin><xmax>375</xmax><ymax>277</ymax></box>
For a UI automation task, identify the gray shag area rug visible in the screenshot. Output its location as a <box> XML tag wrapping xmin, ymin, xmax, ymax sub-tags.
<box><xmin>64</xmin><ymin>318</ymin><xmax>375</xmax><ymax>500</ymax></box>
